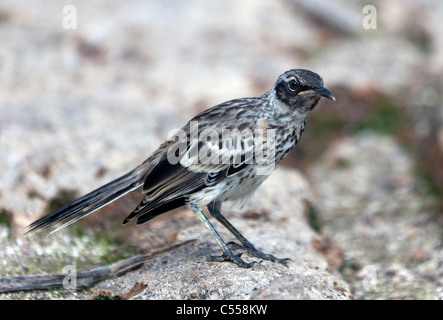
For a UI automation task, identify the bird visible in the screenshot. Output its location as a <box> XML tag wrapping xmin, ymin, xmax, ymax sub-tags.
<box><xmin>27</xmin><ymin>69</ymin><xmax>335</xmax><ymax>268</ymax></box>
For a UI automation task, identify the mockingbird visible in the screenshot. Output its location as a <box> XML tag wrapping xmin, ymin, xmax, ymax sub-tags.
<box><xmin>28</xmin><ymin>69</ymin><xmax>335</xmax><ymax>267</ymax></box>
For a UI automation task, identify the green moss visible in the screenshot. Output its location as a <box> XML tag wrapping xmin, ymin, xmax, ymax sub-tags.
<box><xmin>47</xmin><ymin>189</ymin><xmax>79</xmax><ymax>213</ymax></box>
<box><xmin>308</xmin><ymin>118</ymin><xmax>347</xmax><ymax>138</ymax></box>
<box><xmin>356</xmin><ymin>98</ymin><xmax>402</xmax><ymax>135</ymax></box>
<box><xmin>93</xmin><ymin>232</ymin><xmax>140</xmax><ymax>265</ymax></box>
<box><xmin>1</xmin><ymin>227</ymin><xmax>141</xmax><ymax>299</ymax></box>
<box><xmin>0</xmin><ymin>209</ymin><xmax>11</xmax><ymax>228</ymax></box>
<box><xmin>338</xmin><ymin>261</ymin><xmax>360</xmax><ymax>274</ymax></box>
<box><xmin>415</xmin><ymin>166</ymin><xmax>442</xmax><ymax>202</ymax></box>
<box><xmin>94</xmin><ymin>294</ymin><xmax>122</xmax><ymax>300</ymax></box>
<box><xmin>306</xmin><ymin>204</ymin><xmax>322</xmax><ymax>233</ymax></box>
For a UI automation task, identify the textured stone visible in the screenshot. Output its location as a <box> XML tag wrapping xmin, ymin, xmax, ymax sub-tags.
<box><xmin>87</xmin><ymin>169</ymin><xmax>351</xmax><ymax>300</ymax></box>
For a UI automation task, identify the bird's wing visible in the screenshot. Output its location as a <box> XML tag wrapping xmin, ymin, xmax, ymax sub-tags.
<box><xmin>123</xmin><ymin>135</ymin><xmax>254</xmax><ymax>225</ymax></box>
<box><xmin>176</xmin><ymin>98</ymin><xmax>259</xmax><ymax>175</ymax></box>
<box><xmin>123</xmin><ymin>104</ymin><xmax>258</xmax><ymax>225</ymax></box>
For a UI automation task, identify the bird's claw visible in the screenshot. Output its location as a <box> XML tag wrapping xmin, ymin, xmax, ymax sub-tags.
<box><xmin>227</xmin><ymin>241</ymin><xmax>291</xmax><ymax>265</ymax></box>
<box><xmin>197</xmin><ymin>251</ymin><xmax>258</xmax><ymax>268</ymax></box>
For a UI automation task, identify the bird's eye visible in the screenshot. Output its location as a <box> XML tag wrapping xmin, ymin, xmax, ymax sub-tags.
<box><xmin>287</xmin><ymin>79</ymin><xmax>298</xmax><ymax>92</ymax></box>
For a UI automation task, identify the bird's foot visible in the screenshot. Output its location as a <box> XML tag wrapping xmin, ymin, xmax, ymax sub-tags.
<box><xmin>227</xmin><ymin>241</ymin><xmax>291</xmax><ymax>265</ymax></box>
<box><xmin>198</xmin><ymin>251</ymin><xmax>258</xmax><ymax>268</ymax></box>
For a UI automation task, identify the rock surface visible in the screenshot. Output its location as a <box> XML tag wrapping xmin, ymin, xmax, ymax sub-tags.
<box><xmin>309</xmin><ymin>132</ymin><xmax>443</xmax><ymax>299</ymax></box>
<box><xmin>1</xmin><ymin>0</ymin><xmax>443</xmax><ymax>300</ymax></box>
<box><xmin>1</xmin><ymin>168</ymin><xmax>352</xmax><ymax>300</ymax></box>
<box><xmin>87</xmin><ymin>169</ymin><xmax>351</xmax><ymax>300</ymax></box>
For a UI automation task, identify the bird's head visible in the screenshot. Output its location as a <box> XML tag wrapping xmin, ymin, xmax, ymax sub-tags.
<box><xmin>273</xmin><ymin>69</ymin><xmax>335</xmax><ymax>114</ymax></box>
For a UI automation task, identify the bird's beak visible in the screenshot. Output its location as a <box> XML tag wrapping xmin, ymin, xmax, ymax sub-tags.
<box><xmin>298</xmin><ymin>86</ymin><xmax>336</xmax><ymax>101</ymax></box>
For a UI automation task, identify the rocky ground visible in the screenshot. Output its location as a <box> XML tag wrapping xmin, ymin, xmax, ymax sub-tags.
<box><xmin>310</xmin><ymin>133</ymin><xmax>443</xmax><ymax>299</ymax></box>
<box><xmin>1</xmin><ymin>0</ymin><xmax>442</xmax><ymax>299</ymax></box>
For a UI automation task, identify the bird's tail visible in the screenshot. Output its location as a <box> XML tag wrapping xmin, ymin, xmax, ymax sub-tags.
<box><xmin>26</xmin><ymin>168</ymin><xmax>144</xmax><ymax>236</ymax></box>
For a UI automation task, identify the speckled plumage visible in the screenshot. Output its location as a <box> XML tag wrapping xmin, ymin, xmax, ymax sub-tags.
<box><xmin>28</xmin><ymin>69</ymin><xmax>335</xmax><ymax>267</ymax></box>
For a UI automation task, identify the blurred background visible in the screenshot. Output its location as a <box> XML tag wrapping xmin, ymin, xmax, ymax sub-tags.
<box><xmin>0</xmin><ymin>0</ymin><xmax>442</xmax><ymax>299</ymax></box>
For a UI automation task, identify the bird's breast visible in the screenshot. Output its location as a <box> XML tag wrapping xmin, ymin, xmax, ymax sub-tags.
<box><xmin>270</xmin><ymin>116</ymin><xmax>307</xmax><ymax>162</ymax></box>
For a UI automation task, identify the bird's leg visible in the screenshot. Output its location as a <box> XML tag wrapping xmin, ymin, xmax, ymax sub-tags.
<box><xmin>190</xmin><ymin>203</ymin><xmax>256</xmax><ymax>268</ymax></box>
<box><xmin>208</xmin><ymin>202</ymin><xmax>291</xmax><ymax>265</ymax></box>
